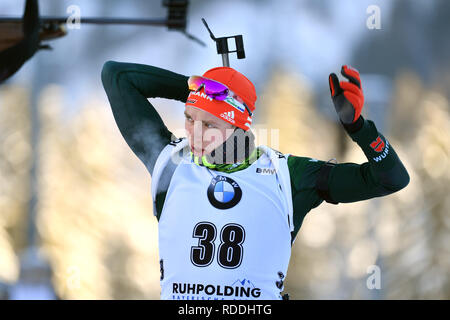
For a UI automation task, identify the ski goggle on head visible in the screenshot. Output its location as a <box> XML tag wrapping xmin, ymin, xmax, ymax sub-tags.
<box><xmin>188</xmin><ymin>75</ymin><xmax>253</xmax><ymax>116</ymax></box>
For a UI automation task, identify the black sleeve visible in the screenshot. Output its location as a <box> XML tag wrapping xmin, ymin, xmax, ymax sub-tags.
<box><xmin>100</xmin><ymin>61</ymin><xmax>190</xmax><ymax>175</ymax></box>
<box><xmin>288</xmin><ymin>116</ymin><xmax>410</xmax><ymax>241</ymax></box>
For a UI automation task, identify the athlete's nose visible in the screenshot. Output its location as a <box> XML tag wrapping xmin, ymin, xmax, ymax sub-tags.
<box><xmin>192</xmin><ymin>120</ymin><xmax>204</xmax><ymax>150</ymax></box>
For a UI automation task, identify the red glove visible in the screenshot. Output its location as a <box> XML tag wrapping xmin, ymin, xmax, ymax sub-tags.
<box><xmin>328</xmin><ymin>65</ymin><xmax>364</xmax><ymax>124</ymax></box>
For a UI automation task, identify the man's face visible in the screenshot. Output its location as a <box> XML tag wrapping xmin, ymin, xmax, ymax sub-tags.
<box><xmin>184</xmin><ymin>105</ymin><xmax>236</xmax><ymax>157</ymax></box>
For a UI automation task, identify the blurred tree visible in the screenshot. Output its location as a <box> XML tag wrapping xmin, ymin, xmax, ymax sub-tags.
<box><xmin>381</xmin><ymin>74</ymin><xmax>450</xmax><ymax>298</ymax></box>
<box><xmin>258</xmin><ymin>66</ymin><xmax>337</xmax><ymax>158</ymax></box>
<box><xmin>350</xmin><ymin>0</ymin><xmax>450</xmax><ymax>298</ymax></box>
<box><xmin>0</xmin><ymin>85</ymin><xmax>31</xmax><ymax>265</ymax></box>
<box><xmin>37</xmin><ymin>86</ymin><xmax>160</xmax><ymax>299</ymax></box>
<box><xmin>353</xmin><ymin>0</ymin><xmax>450</xmax><ymax>98</ymax></box>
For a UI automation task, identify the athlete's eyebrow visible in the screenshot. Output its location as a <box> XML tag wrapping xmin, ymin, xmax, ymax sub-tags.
<box><xmin>184</xmin><ymin>111</ymin><xmax>220</xmax><ymax>126</ymax></box>
<box><xmin>204</xmin><ymin>118</ymin><xmax>220</xmax><ymax>126</ymax></box>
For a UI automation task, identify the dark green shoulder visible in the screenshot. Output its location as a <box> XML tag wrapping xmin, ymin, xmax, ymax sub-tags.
<box><xmin>287</xmin><ymin>155</ymin><xmax>327</xmax><ymax>242</ymax></box>
<box><xmin>287</xmin><ymin>155</ymin><xmax>326</xmax><ymax>192</ymax></box>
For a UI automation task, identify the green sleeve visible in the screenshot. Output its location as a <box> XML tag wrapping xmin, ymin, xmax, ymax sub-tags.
<box><xmin>101</xmin><ymin>61</ymin><xmax>190</xmax><ymax>175</ymax></box>
<box><xmin>287</xmin><ymin>156</ymin><xmax>326</xmax><ymax>241</ymax></box>
<box><xmin>328</xmin><ymin>118</ymin><xmax>410</xmax><ymax>202</ymax></box>
<box><xmin>288</xmin><ymin>117</ymin><xmax>410</xmax><ymax>241</ymax></box>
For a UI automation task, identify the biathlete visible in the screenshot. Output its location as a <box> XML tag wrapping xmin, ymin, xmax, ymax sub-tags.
<box><xmin>101</xmin><ymin>61</ymin><xmax>409</xmax><ymax>300</ymax></box>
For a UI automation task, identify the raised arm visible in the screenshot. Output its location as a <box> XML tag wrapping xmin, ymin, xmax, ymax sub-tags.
<box><xmin>101</xmin><ymin>61</ymin><xmax>190</xmax><ymax>175</ymax></box>
<box><xmin>324</xmin><ymin>65</ymin><xmax>409</xmax><ymax>202</ymax></box>
<box><xmin>287</xmin><ymin>66</ymin><xmax>409</xmax><ymax>240</ymax></box>
<box><xmin>288</xmin><ymin>116</ymin><xmax>409</xmax><ymax>235</ymax></box>
<box><xmin>321</xmin><ymin>116</ymin><xmax>409</xmax><ymax>203</ymax></box>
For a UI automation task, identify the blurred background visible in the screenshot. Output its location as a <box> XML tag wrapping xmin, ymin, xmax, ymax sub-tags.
<box><xmin>0</xmin><ymin>0</ymin><xmax>449</xmax><ymax>299</ymax></box>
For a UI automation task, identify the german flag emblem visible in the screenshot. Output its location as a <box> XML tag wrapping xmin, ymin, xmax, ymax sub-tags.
<box><xmin>370</xmin><ymin>136</ymin><xmax>385</xmax><ymax>153</ymax></box>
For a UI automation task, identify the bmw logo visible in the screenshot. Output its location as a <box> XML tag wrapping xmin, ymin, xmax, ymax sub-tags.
<box><xmin>207</xmin><ymin>175</ymin><xmax>242</xmax><ymax>210</ymax></box>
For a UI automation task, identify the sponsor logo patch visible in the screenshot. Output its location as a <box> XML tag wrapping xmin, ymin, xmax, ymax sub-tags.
<box><xmin>220</xmin><ymin>111</ymin><xmax>235</xmax><ymax>124</ymax></box>
<box><xmin>190</xmin><ymin>91</ymin><xmax>213</xmax><ymax>101</ymax></box>
<box><xmin>171</xmin><ymin>279</ymin><xmax>261</xmax><ymax>300</ymax></box>
<box><xmin>256</xmin><ymin>168</ymin><xmax>276</xmax><ymax>175</ymax></box>
<box><xmin>373</xmin><ymin>140</ymin><xmax>390</xmax><ymax>162</ymax></box>
<box><xmin>224</xmin><ymin>96</ymin><xmax>245</xmax><ymax>113</ymax></box>
<box><xmin>207</xmin><ymin>175</ymin><xmax>242</xmax><ymax>209</ymax></box>
<box><xmin>370</xmin><ymin>136</ymin><xmax>385</xmax><ymax>152</ymax></box>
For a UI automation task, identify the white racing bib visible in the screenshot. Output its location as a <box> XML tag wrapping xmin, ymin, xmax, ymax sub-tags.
<box><xmin>152</xmin><ymin>139</ymin><xmax>294</xmax><ymax>300</ymax></box>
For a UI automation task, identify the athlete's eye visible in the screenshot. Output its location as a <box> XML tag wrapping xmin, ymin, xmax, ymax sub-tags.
<box><xmin>205</xmin><ymin>123</ymin><xmax>216</xmax><ymax>129</ymax></box>
<box><xmin>185</xmin><ymin>116</ymin><xmax>194</xmax><ymax>122</ymax></box>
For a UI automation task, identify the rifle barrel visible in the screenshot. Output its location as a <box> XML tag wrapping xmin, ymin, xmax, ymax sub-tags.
<box><xmin>0</xmin><ymin>16</ymin><xmax>185</xmax><ymax>27</ymax></box>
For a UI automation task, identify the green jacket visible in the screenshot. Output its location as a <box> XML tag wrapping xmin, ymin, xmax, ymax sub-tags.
<box><xmin>101</xmin><ymin>61</ymin><xmax>410</xmax><ymax>242</ymax></box>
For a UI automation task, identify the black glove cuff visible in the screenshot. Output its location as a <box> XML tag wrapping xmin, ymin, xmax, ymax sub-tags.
<box><xmin>341</xmin><ymin>115</ymin><xmax>364</xmax><ymax>134</ymax></box>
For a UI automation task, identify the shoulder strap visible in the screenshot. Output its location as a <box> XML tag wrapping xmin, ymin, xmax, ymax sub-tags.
<box><xmin>151</xmin><ymin>137</ymin><xmax>189</xmax><ymax>216</ymax></box>
<box><xmin>257</xmin><ymin>145</ymin><xmax>294</xmax><ymax>232</ymax></box>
